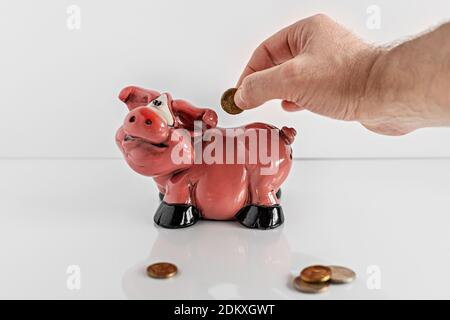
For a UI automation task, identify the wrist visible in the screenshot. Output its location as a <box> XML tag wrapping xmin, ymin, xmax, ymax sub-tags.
<box><xmin>362</xmin><ymin>32</ymin><xmax>450</xmax><ymax>128</ymax></box>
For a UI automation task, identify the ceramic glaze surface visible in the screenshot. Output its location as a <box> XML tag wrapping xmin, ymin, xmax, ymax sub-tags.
<box><xmin>116</xmin><ymin>86</ymin><xmax>296</xmax><ymax>229</ymax></box>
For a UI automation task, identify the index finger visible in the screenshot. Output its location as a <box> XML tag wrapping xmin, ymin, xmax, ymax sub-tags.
<box><xmin>236</xmin><ymin>21</ymin><xmax>301</xmax><ymax>87</ymax></box>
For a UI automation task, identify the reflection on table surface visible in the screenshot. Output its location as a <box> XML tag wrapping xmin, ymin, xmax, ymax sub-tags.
<box><xmin>122</xmin><ymin>222</ymin><xmax>382</xmax><ymax>299</ymax></box>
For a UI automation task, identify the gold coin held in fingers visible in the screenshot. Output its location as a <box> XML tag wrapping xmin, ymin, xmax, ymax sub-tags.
<box><xmin>147</xmin><ymin>262</ymin><xmax>177</xmax><ymax>279</ymax></box>
<box><xmin>329</xmin><ymin>265</ymin><xmax>356</xmax><ymax>284</ymax></box>
<box><xmin>300</xmin><ymin>265</ymin><xmax>332</xmax><ymax>283</ymax></box>
<box><xmin>221</xmin><ymin>88</ymin><xmax>243</xmax><ymax>115</ymax></box>
<box><xmin>293</xmin><ymin>276</ymin><xmax>329</xmax><ymax>294</ymax></box>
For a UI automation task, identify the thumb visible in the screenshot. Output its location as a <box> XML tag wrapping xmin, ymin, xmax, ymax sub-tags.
<box><xmin>234</xmin><ymin>61</ymin><xmax>295</xmax><ymax>110</ymax></box>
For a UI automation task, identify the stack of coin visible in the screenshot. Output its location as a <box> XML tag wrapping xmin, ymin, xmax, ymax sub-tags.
<box><xmin>293</xmin><ymin>265</ymin><xmax>356</xmax><ymax>294</ymax></box>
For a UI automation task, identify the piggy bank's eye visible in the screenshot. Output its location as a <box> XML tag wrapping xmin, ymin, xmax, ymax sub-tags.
<box><xmin>147</xmin><ymin>94</ymin><xmax>174</xmax><ymax>126</ymax></box>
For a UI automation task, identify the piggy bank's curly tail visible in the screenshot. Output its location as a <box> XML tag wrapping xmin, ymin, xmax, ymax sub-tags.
<box><xmin>280</xmin><ymin>126</ymin><xmax>297</xmax><ymax>145</ymax></box>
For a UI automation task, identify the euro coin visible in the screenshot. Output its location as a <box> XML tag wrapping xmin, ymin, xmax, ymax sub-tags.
<box><xmin>221</xmin><ymin>88</ymin><xmax>243</xmax><ymax>115</ymax></box>
<box><xmin>329</xmin><ymin>265</ymin><xmax>356</xmax><ymax>284</ymax></box>
<box><xmin>147</xmin><ymin>262</ymin><xmax>177</xmax><ymax>279</ymax></box>
<box><xmin>300</xmin><ymin>265</ymin><xmax>332</xmax><ymax>283</ymax></box>
<box><xmin>293</xmin><ymin>276</ymin><xmax>329</xmax><ymax>294</ymax></box>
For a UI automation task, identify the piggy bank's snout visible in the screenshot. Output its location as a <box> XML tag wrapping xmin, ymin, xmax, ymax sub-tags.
<box><xmin>127</xmin><ymin>113</ymin><xmax>152</xmax><ymax>126</ymax></box>
<box><xmin>123</xmin><ymin>107</ymin><xmax>169</xmax><ymax>143</ymax></box>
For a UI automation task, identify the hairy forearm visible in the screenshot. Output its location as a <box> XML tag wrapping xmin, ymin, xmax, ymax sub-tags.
<box><xmin>366</xmin><ymin>22</ymin><xmax>450</xmax><ymax>129</ymax></box>
<box><xmin>235</xmin><ymin>14</ymin><xmax>450</xmax><ymax>135</ymax></box>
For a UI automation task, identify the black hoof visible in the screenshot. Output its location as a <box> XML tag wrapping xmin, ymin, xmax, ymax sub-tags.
<box><xmin>154</xmin><ymin>201</ymin><xmax>200</xmax><ymax>229</ymax></box>
<box><xmin>158</xmin><ymin>192</ymin><xmax>164</xmax><ymax>201</ymax></box>
<box><xmin>276</xmin><ymin>189</ymin><xmax>281</xmax><ymax>199</ymax></box>
<box><xmin>235</xmin><ymin>205</ymin><xmax>284</xmax><ymax>230</ymax></box>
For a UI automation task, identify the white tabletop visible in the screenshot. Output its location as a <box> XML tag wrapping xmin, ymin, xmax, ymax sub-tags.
<box><xmin>1</xmin><ymin>158</ymin><xmax>449</xmax><ymax>299</ymax></box>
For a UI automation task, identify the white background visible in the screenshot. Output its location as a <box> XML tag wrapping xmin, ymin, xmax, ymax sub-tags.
<box><xmin>0</xmin><ymin>0</ymin><xmax>449</xmax><ymax>159</ymax></box>
<box><xmin>2</xmin><ymin>159</ymin><xmax>450</xmax><ymax>299</ymax></box>
<box><xmin>1</xmin><ymin>0</ymin><xmax>450</xmax><ymax>300</ymax></box>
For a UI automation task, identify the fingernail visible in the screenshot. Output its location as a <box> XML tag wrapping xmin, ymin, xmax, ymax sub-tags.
<box><xmin>234</xmin><ymin>87</ymin><xmax>245</xmax><ymax>108</ymax></box>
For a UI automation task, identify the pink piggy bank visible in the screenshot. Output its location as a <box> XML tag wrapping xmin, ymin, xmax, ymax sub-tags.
<box><xmin>115</xmin><ymin>86</ymin><xmax>296</xmax><ymax>230</ymax></box>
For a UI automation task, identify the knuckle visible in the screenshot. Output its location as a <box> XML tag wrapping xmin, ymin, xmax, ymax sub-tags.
<box><xmin>280</xmin><ymin>61</ymin><xmax>298</xmax><ymax>79</ymax></box>
<box><xmin>281</xmin><ymin>60</ymin><xmax>305</xmax><ymax>86</ymax></box>
<box><xmin>301</xmin><ymin>14</ymin><xmax>334</xmax><ymax>38</ymax></box>
<box><xmin>250</xmin><ymin>42</ymin><xmax>269</xmax><ymax>64</ymax></box>
<box><xmin>308</xmin><ymin>13</ymin><xmax>334</xmax><ymax>28</ymax></box>
<box><xmin>254</xmin><ymin>42</ymin><xmax>266</xmax><ymax>54</ymax></box>
<box><xmin>308</xmin><ymin>13</ymin><xmax>331</xmax><ymax>25</ymax></box>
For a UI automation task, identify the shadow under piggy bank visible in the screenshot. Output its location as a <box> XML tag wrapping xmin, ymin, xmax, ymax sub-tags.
<box><xmin>121</xmin><ymin>222</ymin><xmax>386</xmax><ymax>299</ymax></box>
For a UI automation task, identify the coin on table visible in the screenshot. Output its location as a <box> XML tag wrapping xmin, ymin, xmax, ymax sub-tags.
<box><xmin>221</xmin><ymin>88</ymin><xmax>243</xmax><ymax>115</ymax></box>
<box><xmin>147</xmin><ymin>262</ymin><xmax>178</xmax><ymax>279</ymax></box>
<box><xmin>293</xmin><ymin>276</ymin><xmax>329</xmax><ymax>294</ymax></box>
<box><xmin>328</xmin><ymin>265</ymin><xmax>356</xmax><ymax>284</ymax></box>
<box><xmin>300</xmin><ymin>265</ymin><xmax>332</xmax><ymax>283</ymax></box>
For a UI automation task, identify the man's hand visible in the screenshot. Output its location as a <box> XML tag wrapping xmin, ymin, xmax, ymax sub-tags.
<box><xmin>235</xmin><ymin>14</ymin><xmax>450</xmax><ymax>135</ymax></box>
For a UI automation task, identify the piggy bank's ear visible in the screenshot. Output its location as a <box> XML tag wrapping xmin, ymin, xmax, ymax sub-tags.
<box><xmin>172</xmin><ymin>99</ymin><xmax>218</xmax><ymax>130</ymax></box>
<box><xmin>119</xmin><ymin>86</ymin><xmax>160</xmax><ymax>110</ymax></box>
